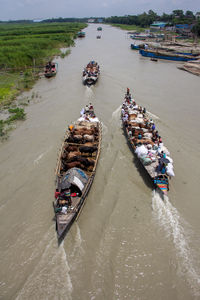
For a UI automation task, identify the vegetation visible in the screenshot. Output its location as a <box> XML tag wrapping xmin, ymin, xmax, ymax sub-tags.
<box><xmin>0</xmin><ymin>107</ymin><xmax>26</xmax><ymax>137</ymax></box>
<box><xmin>111</xmin><ymin>24</ymin><xmax>146</xmax><ymax>32</ymax></box>
<box><xmin>0</xmin><ymin>22</ymin><xmax>86</xmax><ymax>138</ymax></box>
<box><xmin>105</xmin><ymin>10</ymin><xmax>199</xmax><ymax>30</ymax></box>
<box><xmin>0</xmin><ymin>22</ymin><xmax>86</xmax><ymax>108</ymax></box>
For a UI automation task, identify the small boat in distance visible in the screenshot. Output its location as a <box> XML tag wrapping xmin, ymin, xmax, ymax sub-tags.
<box><xmin>97</xmin><ymin>27</ymin><xmax>102</xmax><ymax>31</ymax></box>
<box><xmin>96</xmin><ymin>35</ymin><xmax>101</xmax><ymax>39</ymax></box>
<box><xmin>121</xmin><ymin>89</ymin><xmax>174</xmax><ymax>196</ymax></box>
<box><xmin>54</xmin><ymin>105</ymin><xmax>101</xmax><ymax>242</ymax></box>
<box><xmin>77</xmin><ymin>31</ymin><xmax>85</xmax><ymax>38</ymax></box>
<box><xmin>44</xmin><ymin>62</ymin><xmax>57</xmax><ymax>78</ymax></box>
<box><xmin>82</xmin><ymin>61</ymin><xmax>100</xmax><ymax>86</ymax></box>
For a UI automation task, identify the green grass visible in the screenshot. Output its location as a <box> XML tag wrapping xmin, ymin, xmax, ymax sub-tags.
<box><xmin>111</xmin><ymin>24</ymin><xmax>147</xmax><ymax>32</ymax></box>
<box><xmin>0</xmin><ymin>107</ymin><xmax>26</xmax><ymax>137</ymax></box>
<box><xmin>0</xmin><ymin>22</ymin><xmax>86</xmax><ymax>108</ymax></box>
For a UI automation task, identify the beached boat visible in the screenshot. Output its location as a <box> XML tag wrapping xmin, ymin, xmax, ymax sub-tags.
<box><xmin>139</xmin><ymin>49</ymin><xmax>199</xmax><ymax>62</ymax></box>
<box><xmin>44</xmin><ymin>62</ymin><xmax>57</xmax><ymax>78</ymax></box>
<box><xmin>77</xmin><ymin>31</ymin><xmax>85</xmax><ymax>38</ymax></box>
<box><xmin>178</xmin><ymin>59</ymin><xmax>200</xmax><ymax>76</ymax></box>
<box><xmin>131</xmin><ymin>43</ymin><xmax>145</xmax><ymax>50</ymax></box>
<box><xmin>121</xmin><ymin>89</ymin><xmax>174</xmax><ymax>196</ymax></box>
<box><xmin>82</xmin><ymin>61</ymin><xmax>100</xmax><ymax>86</ymax></box>
<box><xmin>54</xmin><ymin>105</ymin><xmax>101</xmax><ymax>242</ymax></box>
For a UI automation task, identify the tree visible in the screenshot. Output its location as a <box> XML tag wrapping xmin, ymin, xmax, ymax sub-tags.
<box><xmin>185</xmin><ymin>10</ymin><xmax>194</xmax><ymax>19</ymax></box>
<box><xmin>172</xmin><ymin>10</ymin><xmax>184</xmax><ymax>18</ymax></box>
<box><xmin>191</xmin><ymin>20</ymin><xmax>200</xmax><ymax>37</ymax></box>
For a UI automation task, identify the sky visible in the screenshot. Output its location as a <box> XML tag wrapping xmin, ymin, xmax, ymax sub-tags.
<box><xmin>0</xmin><ymin>0</ymin><xmax>199</xmax><ymax>21</ymax></box>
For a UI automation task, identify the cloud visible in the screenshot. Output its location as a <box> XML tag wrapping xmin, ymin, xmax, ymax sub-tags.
<box><xmin>0</xmin><ymin>0</ymin><xmax>199</xmax><ymax>20</ymax></box>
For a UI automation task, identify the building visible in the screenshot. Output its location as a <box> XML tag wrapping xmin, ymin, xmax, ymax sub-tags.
<box><xmin>150</xmin><ymin>22</ymin><xmax>167</xmax><ymax>31</ymax></box>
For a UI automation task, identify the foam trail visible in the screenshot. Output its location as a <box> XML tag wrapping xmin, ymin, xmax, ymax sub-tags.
<box><xmin>152</xmin><ymin>190</ymin><xmax>200</xmax><ymax>296</ymax></box>
<box><xmin>16</xmin><ymin>232</ymin><xmax>73</xmax><ymax>300</ymax></box>
<box><xmin>147</xmin><ymin>111</ymin><xmax>160</xmax><ymax>120</ymax></box>
<box><xmin>84</xmin><ymin>85</ymin><xmax>94</xmax><ymax>102</ymax></box>
<box><xmin>112</xmin><ymin>105</ymin><xmax>121</xmax><ymax>121</ymax></box>
<box><xmin>34</xmin><ymin>147</ymin><xmax>52</xmax><ymax>165</ymax></box>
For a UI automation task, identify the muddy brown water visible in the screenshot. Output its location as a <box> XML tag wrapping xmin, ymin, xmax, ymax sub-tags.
<box><xmin>0</xmin><ymin>24</ymin><xmax>200</xmax><ymax>300</ymax></box>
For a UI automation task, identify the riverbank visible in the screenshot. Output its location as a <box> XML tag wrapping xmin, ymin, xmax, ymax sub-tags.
<box><xmin>109</xmin><ymin>23</ymin><xmax>146</xmax><ymax>32</ymax></box>
<box><xmin>0</xmin><ymin>22</ymin><xmax>86</xmax><ymax>138</ymax></box>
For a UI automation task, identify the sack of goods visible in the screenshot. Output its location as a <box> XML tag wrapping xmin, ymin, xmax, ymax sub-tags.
<box><xmin>135</xmin><ymin>145</ymin><xmax>148</xmax><ymax>158</ymax></box>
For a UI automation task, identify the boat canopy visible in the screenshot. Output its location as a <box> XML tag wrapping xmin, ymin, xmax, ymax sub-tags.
<box><xmin>58</xmin><ymin>168</ymin><xmax>88</xmax><ymax>192</ymax></box>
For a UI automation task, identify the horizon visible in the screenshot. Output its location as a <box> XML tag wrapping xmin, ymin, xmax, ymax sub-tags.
<box><xmin>0</xmin><ymin>0</ymin><xmax>199</xmax><ymax>22</ymax></box>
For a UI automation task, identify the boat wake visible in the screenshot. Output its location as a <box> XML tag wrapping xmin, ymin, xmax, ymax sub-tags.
<box><xmin>84</xmin><ymin>85</ymin><xmax>94</xmax><ymax>102</ymax></box>
<box><xmin>112</xmin><ymin>105</ymin><xmax>121</xmax><ymax>121</ymax></box>
<box><xmin>152</xmin><ymin>190</ymin><xmax>200</xmax><ymax>296</ymax></box>
<box><xmin>15</xmin><ymin>230</ymin><xmax>73</xmax><ymax>300</ymax></box>
<box><xmin>146</xmin><ymin>111</ymin><xmax>160</xmax><ymax>120</ymax></box>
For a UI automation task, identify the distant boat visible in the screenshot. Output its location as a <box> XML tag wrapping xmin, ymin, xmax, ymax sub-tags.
<box><xmin>82</xmin><ymin>61</ymin><xmax>100</xmax><ymax>86</ymax></box>
<box><xmin>44</xmin><ymin>62</ymin><xmax>58</xmax><ymax>78</ymax></box>
<box><xmin>139</xmin><ymin>49</ymin><xmax>199</xmax><ymax>62</ymax></box>
<box><xmin>97</xmin><ymin>27</ymin><xmax>102</xmax><ymax>31</ymax></box>
<box><xmin>96</xmin><ymin>35</ymin><xmax>101</xmax><ymax>39</ymax></box>
<box><xmin>77</xmin><ymin>31</ymin><xmax>85</xmax><ymax>38</ymax></box>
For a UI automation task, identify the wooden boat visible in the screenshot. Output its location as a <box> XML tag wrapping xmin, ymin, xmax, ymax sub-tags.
<box><xmin>77</xmin><ymin>31</ymin><xmax>85</xmax><ymax>38</ymax></box>
<box><xmin>150</xmin><ymin>58</ymin><xmax>158</xmax><ymax>62</ymax></box>
<box><xmin>131</xmin><ymin>43</ymin><xmax>145</xmax><ymax>50</ymax></box>
<box><xmin>44</xmin><ymin>62</ymin><xmax>57</xmax><ymax>78</ymax></box>
<box><xmin>139</xmin><ymin>49</ymin><xmax>199</xmax><ymax>62</ymax></box>
<box><xmin>121</xmin><ymin>89</ymin><xmax>175</xmax><ymax>196</ymax></box>
<box><xmin>54</xmin><ymin>105</ymin><xmax>101</xmax><ymax>242</ymax></box>
<box><xmin>82</xmin><ymin>61</ymin><xmax>100</xmax><ymax>86</ymax></box>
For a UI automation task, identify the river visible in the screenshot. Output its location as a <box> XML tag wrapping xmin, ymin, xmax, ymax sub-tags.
<box><xmin>0</xmin><ymin>24</ymin><xmax>200</xmax><ymax>300</ymax></box>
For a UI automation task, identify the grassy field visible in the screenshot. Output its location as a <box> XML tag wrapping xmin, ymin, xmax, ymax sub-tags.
<box><xmin>0</xmin><ymin>22</ymin><xmax>87</xmax><ymax>107</ymax></box>
<box><xmin>0</xmin><ymin>22</ymin><xmax>86</xmax><ymax>138</ymax></box>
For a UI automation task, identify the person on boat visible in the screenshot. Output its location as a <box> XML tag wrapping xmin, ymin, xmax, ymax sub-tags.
<box><xmin>138</xmin><ymin>132</ymin><xmax>142</xmax><ymax>140</ymax></box>
<box><xmin>158</xmin><ymin>136</ymin><xmax>162</xmax><ymax>144</ymax></box>
<box><xmin>143</xmin><ymin>107</ymin><xmax>146</xmax><ymax>114</ymax></box>
<box><xmin>85</xmin><ymin>105</ymin><xmax>89</xmax><ymax>113</ymax></box>
<box><xmin>60</xmin><ymin>189</ymin><xmax>71</xmax><ymax>207</ymax></box>
<box><xmin>69</xmin><ymin>124</ymin><xmax>74</xmax><ymax>132</ymax></box>
<box><xmin>127</xmin><ymin>88</ymin><xmax>130</xmax><ymax>95</ymax></box>
<box><xmin>152</xmin><ymin>123</ymin><xmax>156</xmax><ymax>131</ymax></box>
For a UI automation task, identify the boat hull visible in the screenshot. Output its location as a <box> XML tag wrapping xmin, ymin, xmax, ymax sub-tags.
<box><xmin>122</xmin><ymin>122</ymin><xmax>169</xmax><ymax>195</ymax></box>
<box><xmin>54</xmin><ymin>112</ymin><xmax>102</xmax><ymax>242</ymax></box>
<box><xmin>139</xmin><ymin>49</ymin><xmax>198</xmax><ymax>62</ymax></box>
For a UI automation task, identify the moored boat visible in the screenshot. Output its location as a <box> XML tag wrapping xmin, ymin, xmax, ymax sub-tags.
<box><xmin>131</xmin><ymin>43</ymin><xmax>145</xmax><ymax>50</ymax></box>
<box><xmin>44</xmin><ymin>62</ymin><xmax>57</xmax><ymax>78</ymax></box>
<box><xmin>139</xmin><ymin>49</ymin><xmax>199</xmax><ymax>62</ymax></box>
<box><xmin>121</xmin><ymin>89</ymin><xmax>175</xmax><ymax>196</ymax></box>
<box><xmin>82</xmin><ymin>61</ymin><xmax>100</xmax><ymax>86</ymax></box>
<box><xmin>77</xmin><ymin>31</ymin><xmax>86</xmax><ymax>38</ymax></box>
<box><xmin>54</xmin><ymin>105</ymin><xmax>101</xmax><ymax>242</ymax></box>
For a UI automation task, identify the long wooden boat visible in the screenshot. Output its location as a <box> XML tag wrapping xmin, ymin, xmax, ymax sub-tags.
<box><xmin>82</xmin><ymin>61</ymin><xmax>100</xmax><ymax>86</ymax></box>
<box><xmin>54</xmin><ymin>105</ymin><xmax>101</xmax><ymax>242</ymax></box>
<box><xmin>44</xmin><ymin>62</ymin><xmax>57</xmax><ymax>78</ymax></box>
<box><xmin>139</xmin><ymin>49</ymin><xmax>199</xmax><ymax>62</ymax></box>
<box><xmin>121</xmin><ymin>89</ymin><xmax>175</xmax><ymax>196</ymax></box>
